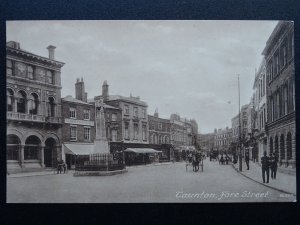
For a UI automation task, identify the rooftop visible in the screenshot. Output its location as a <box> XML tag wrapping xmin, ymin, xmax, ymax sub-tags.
<box><xmin>62</xmin><ymin>95</ymin><xmax>92</xmax><ymax>105</ymax></box>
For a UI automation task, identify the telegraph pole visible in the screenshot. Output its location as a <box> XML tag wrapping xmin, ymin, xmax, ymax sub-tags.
<box><xmin>238</xmin><ymin>74</ymin><xmax>242</xmax><ymax>171</ymax></box>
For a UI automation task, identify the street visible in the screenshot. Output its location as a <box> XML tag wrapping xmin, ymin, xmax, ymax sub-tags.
<box><xmin>7</xmin><ymin>159</ymin><xmax>296</xmax><ymax>203</ymax></box>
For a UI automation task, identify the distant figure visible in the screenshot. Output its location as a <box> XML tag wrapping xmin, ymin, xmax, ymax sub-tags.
<box><xmin>245</xmin><ymin>151</ymin><xmax>250</xmax><ymax>170</ymax></box>
<box><xmin>271</xmin><ymin>153</ymin><xmax>278</xmax><ymax>179</ymax></box>
<box><xmin>62</xmin><ymin>160</ymin><xmax>66</xmax><ymax>173</ymax></box>
<box><xmin>225</xmin><ymin>155</ymin><xmax>229</xmax><ymax>165</ymax></box>
<box><xmin>261</xmin><ymin>151</ymin><xmax>270</xmax><ymax>183</ymax></box>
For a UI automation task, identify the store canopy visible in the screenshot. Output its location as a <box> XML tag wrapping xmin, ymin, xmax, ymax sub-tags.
<box><xmin>124</xmin><ymin>148</ymin><xmax>162</xmax><ymax>154</ymax></box>
<box><xmin>64</xmin><ymin>143</ymin><xmax>94</xmax><ymax>155</ymax></box>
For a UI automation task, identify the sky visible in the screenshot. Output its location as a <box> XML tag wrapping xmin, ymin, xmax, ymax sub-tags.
<box><xmin>6</xmin><ymin>20</ymin><xmax>277</xmax><ymax>133</ymax></box>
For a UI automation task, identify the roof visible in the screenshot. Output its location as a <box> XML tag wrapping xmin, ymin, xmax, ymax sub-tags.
<box><xmin>62</xmin><ymin>95</ymin><xmax>92</xmax><ymax>105</ymax></box>
<box><xmin>107</xmin><ymin>95</ymin><xmax>148</xmax><ymax>106</ymax></box>
<box><xmin>124</xmin><ymin>148</ymin><xmax>162</xmax><ymax>154</ymax></box>
<box><xmin>6</xmin><ymin>41</ymin><xmax>65</xmax><ymax>67</ymax></box>
<box><xmin>88</xmin><ymin>99</ymin><xmax>121</xmax><ymax>110</ymax></box>
<box><xmin>64</xmin><ymin>143</ymin><xmax>94</xmax><ymax>155</ymax></box>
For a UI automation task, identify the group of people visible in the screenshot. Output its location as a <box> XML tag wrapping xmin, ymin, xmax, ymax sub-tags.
<box><xmin>187</xmin><ymin>151</ymin><xmax>202</xmax><ymax>172</ymax></box>
<box><xmin>261</xmin><ymin>151</ymin><xmax>278</xmax><ymax>183</ymax></box>
<box><xmin>219</xmin><ymin>154</ymin><xmax>230</xmax><ymax>165</ymax></box>
<box><xmin>57</xmin><ymin>160</ymin><xmax>67</xmax><ymax>174</ymax></box>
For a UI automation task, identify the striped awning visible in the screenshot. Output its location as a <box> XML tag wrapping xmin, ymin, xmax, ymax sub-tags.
<box><xmin>124</xmin><ymin>148</ymin><xmax>162</xmax><ymax>154</ymax></box>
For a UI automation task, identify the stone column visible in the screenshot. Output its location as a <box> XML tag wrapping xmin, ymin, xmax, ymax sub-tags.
<box><xmin>291</xmin><ymin>133</ymin><xmax>296</xmax><ymax>168</ymax></box>
<box><xmin>40</xmin><ymin>145</ymin><xmax>45</xmax><ymax>167</ymax></box>
<box><xmin>19</xmin><ymin>144</ymin><xmax>24</xmax><ymax>168</ymax></box>
<box><xmin>14</xmin><ymin>99</ymin><xmax>18</xmax><ymax>113</ymax></box>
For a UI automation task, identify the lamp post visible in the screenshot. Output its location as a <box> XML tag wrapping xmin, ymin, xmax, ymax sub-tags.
<box><xmin>238</xmin><ymin>74</ymin><xmax>242</xmax><ymax>171</ymax></box>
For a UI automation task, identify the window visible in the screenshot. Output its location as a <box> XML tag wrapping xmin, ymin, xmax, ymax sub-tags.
<box><xmin>274</xmin><ymin>52</ymin><xmax>279</xmax><ymax>76</ymax></box>
<box><xmin>7</xmin><ymin>89</ymin><xmax>14</xmax><ymax>112</ymax></box>
<box><xmin>70</xmin><ymin>107</ymin><xmax>76</xmax><ymax>118</ymax></box>
<box><xmin>15</xmin><ymin>62</ymin><xmax>26</xmax><ymax>78</ymax></box>
<box><xmin>142</xmin><ymin>124</ymin><xmax>147</xmax><ymax>141</ymax></box>
<box><xmin>124</xmin><ymin>122</ymin><xmax>129</xmax><ymax>139</ymax></box>
<box><xmin>70</xmin><ymin>126</ymin><xmax>77</xmax><ymax>141</ymax></box>
<box><xmin>83</xmin><ymin>109</ymin><xmax>90</xmax><ymax>120</ymax></box>
<box><xmin>6</xmin><ymin>59</ymin><xmax>13</xmax><ymax>76</ymax></box>
<box><xmin>124</xmin><ymin>105</ymin><xmax>129</xmax><ymax>115</ymax></box>
<box><xmin>28</xmin><ymin>93</ymin><xmax>38</xmax><ymax>115</ymax></box>
<box><xmin>134</xmin><ymin>123</ymin><xmax>138</xmax><ymax>139</ymax></box>
<box><xmin>112</xmin><ymin>113</ymin><xmax>117</xmax><ymax>121</ymax></box>
<box><xmin>112</xmin><ymin>130</ymin><xmax>117</xmax><ymax>142</ymax></box>
<box><xmin>158</xmin><ymin>123</ymin><xmax>162</xmax><ymax>130</ymax></box>
<box><xmin>27</xmin><ymin>66</ymin><xmax>34</xmax><ymax>80</ymax></box>
<box><xmin>142</xmin><ymin>109</ymin><xmax>146</xmax><ymax>118</ymax></box>
<box><xmin>84</xmin><ymin>127</ymin><xmax>90</xmax><ymax>141</ymax></box>
<box><xmin>134</xmin><ymin>107</ymin><xmax>138</xmax><ymax>117</ymax></box>
<box><xmin>48</xmin><ymin>97</ymin><xmax>55</xmax><ymax>117</ymax></box>
<box><xmin>46</xmin><ymin>70</ymin><xmax>54</xmax><ymax>84</ymax></box>
<box><xmin>16</xmin><ymin>91</ymin><xmax>26</xmax><ymax>113</ymax></box>
<box><xmin>281</xmin><ymin>41</ymin><xmax>287</xmax><ymax>68</ymax></box>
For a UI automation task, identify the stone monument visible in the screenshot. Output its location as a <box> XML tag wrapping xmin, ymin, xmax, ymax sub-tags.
<box><xmin>94</xmin><ymin>99</ymin><xmax>109</xmax><ymax>153</ymax></box>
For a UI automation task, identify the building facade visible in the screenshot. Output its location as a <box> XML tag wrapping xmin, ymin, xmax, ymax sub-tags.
<box><xmin>252</xmin><ymin>59</ymin><xmax>268</xmax><ymax>163</ymax></box>
<box><xmin>214</xmin><ymin>127</ymin><xmax>233</xmax><ymax>154</ymax></box>
<box><xmin>198</xmin><ymin>132</ymin><xmax>215</xmax><ymax>154</ymax></box>
<box><xmin>263</xmin><ymin>21</ymin><xmax>295</xmax><ymax>169</ymax></box>
<box><xmin>148</xmin><ymin>111</ymin><xmax>171</xmax><ymax>145</ymax></box>
<box><xmin>7</xmin><ymin>41</ymin><xmax>65</xmax><ymax>172</ymax></box>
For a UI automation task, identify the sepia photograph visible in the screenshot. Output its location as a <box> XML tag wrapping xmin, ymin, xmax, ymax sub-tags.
<box><xmin>6</xmin><ymin>20</ymin><xmax>296</xmax><ymax>203</ymax></box>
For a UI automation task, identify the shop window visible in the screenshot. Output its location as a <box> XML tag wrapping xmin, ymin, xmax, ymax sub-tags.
<box><xmin>24</xmin><ymin>136</ymin><xmax>40</xmax><ymax>160</ymax></box>
<box><xmin>7</xmin><ymin>135</ymin><xmax>20</xmax><ymax>160</ymax></box>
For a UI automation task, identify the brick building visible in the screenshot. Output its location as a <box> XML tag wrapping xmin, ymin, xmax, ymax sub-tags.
<box><xmin>6</xmin><ymin>41</ymin><xmax>65</xmax><ymax>172</ymax></box>
<box><xmin>262</xmin><ymin>21</ymin><xmax>295</xmax><ymax>170</ymax></box>
<box><xmin>61</xmin><ymin>78</ymin><xmax>95</xmax><ymax>168</ymax></box>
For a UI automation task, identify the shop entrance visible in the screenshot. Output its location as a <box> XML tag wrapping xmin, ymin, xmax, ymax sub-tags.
<box><xmin>45</xmin><ymin>138</ymin><xmax>56</xmax><ymax>167</ymax></box>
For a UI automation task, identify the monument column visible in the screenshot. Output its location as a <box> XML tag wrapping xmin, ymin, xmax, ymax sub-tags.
<box><xmin>94</xmin><ymin>99</ymin><xmax>109</xmax><ymax>153</ymax></box>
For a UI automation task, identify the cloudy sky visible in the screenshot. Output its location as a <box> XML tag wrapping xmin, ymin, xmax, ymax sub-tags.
<box><xmin>7</xmin><ymin>20</ymin><xmax>277</xmax><ymax>133</ymax></box>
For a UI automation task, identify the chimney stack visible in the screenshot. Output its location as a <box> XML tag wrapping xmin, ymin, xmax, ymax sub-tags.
<box><xmin>102</xmin><ymin>80</ymin><xmax>109</xmax><ymax>102</ymax></box>
<box><xmin>47</xmin><ymin>45</ymin><xmax>56</xmax><ymax>60</ymax></box>
<box><xmin>75</xmin><ymin>78</ymin><xmax>86</xmax><ymax>102</ymax></box>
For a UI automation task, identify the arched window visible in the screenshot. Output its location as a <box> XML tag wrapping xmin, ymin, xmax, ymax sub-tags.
<box><xmin>165</xmin><ymin>136</ymin><xmax>169</xmax><ymax>144</ymax></box>
<box><xmin>274</xmin><ymin>135</ymin><xmax>279</xmax><ymax>156</ymax></box>
<box><xmin>280</xmin><ymin>134</ymin><xmax>285</xmax><ymax>160</ymax></box>
<box><xmin>24</xmin><ymin>135</ymin><xmax>41</xmax><ymax>160</ymax></box>
<box><xmin>7</xmin><ymin>89</ymin><xmax>14</xmax><ymax>112</ymax></box>
<box><xmin>269</xmin><ymin>137</ymin><xmax>273</xmax><ymax>154</ymax></box>
<box><xmin>16</xmin><ymin>91</ymin><xmax>26</xmax><ymax>113</ymax></box>
<box><xmin>7</xmin><ymin>134</ymin><xmax>20</xmax><ymax>160</ymax></box>
<box><xmin>28</xmin><ymin>93</ymin><xmax>39</xmax><ymax>115</ymax></box>
<box><xmin>286</xmin><ymin>132</ymin><xmax>292</xmax><ymax>160</ymax></box>
<box><xmin>48</xmin><ymin>97</ymin><xmax>55</xmax><ymax>117</ymax></box>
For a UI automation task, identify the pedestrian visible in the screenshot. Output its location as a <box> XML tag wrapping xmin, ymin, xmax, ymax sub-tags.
<box><xmin>271</xmin><ymin>153</ymin><xmax>278</xmax><ymax>179</ymax></box>
<box><xmin>261</xmin><ymin>151</ymin><xmax>270</xmax><ymax>183</ymax></box>
<box><xmin>225</xmin><ymin>154</ymin><xmax>229</xmax><ymax>165</ymax></box>
<box><xmin>62</xmin><ymin>160</ymin><xmax>66</xmax><ymax>174</ymax></box>
<box><xmin>245</xmin><ymin>150</ymin><xmax>250</xmax><ymax>170</ymax></box>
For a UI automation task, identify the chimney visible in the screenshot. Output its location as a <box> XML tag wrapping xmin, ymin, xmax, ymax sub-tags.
<box><xmin>47</xmin><ymin>45</ymin><xmax>56</xmax><ymax>60</ymax></box>
<box><xmin>102</xmin><ymin>80</ymin><xmax>109</xmax><ymax>102</ymax></box>
<box><xmin>154</xmin><ymin>108</ymin><xmax>159</xmax><ymax>118</ymax></box>
<box><xmin>7</xmin><ymin>41</ymin><xmax>20</xmax><ymax>49</ymax></box>
<box><xmin>75</xmin><ymin>78</ymin><xmax>86</xmax><ymax>102</ymax></box>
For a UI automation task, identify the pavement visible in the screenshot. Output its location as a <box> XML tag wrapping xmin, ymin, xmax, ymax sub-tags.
<box><xmin>7</xmin><ymin>159</ymin><xmax>296</xmax><ymax>203</ymax></box>
<box><xmin>231</xmin><ymin>160</ymin><xmax>296</xmax><ymax>195</ymax></box>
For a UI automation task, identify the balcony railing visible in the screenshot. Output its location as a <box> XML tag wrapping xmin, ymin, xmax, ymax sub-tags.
<box><xmin>7</xmin><ymin>112</ymin><xmax>62</xmax><ymax>124</ymax></box>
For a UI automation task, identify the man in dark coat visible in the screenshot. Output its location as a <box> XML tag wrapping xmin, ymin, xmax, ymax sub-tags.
<box><xmin>261</xmin><ymin>151</ymin><xmax>270</xmax><ymax>183</ymax></box>
<box><xmin>271</xmin><ymin>153</ymin><xmax>278</xmax><ymax>179</ymax></box>
<box><xmin>245</xmin><ymin>150</ymin><xmax>250</xmax><ymax>170</ymax></box>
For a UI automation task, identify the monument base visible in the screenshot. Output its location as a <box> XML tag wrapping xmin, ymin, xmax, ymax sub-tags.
<box><xmin>73</xmin><ymin>169</ymin><xmax>128</xmax><ymax>176</ymax></box>
<box><xmin>93</xmin><ymin>139</ymin><xmax>109</xmax><ymax>153</ymax></box>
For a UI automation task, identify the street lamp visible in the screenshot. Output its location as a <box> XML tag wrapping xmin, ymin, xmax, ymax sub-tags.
<box><xmin>238</xmin><ymin>74</ymin><xmax>242</xmax><ymax>171</ymax></box>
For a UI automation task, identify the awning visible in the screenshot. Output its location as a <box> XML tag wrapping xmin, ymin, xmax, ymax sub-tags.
<box><xmin>124</xmin><ymin>148</ymin><xmax>162</xmax><ymax>154</ymax></box>
<box><xmin>64</xmin><ymin>143</ymin><xmax>94</xmax><ymax>155</ymax></box>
